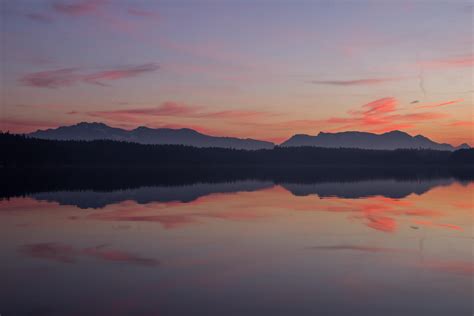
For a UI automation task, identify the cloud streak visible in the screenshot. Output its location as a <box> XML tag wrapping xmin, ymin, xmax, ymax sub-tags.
<box><xmin>87</xmin><ymin>101</ymin><xmax>271</xmax><ymax>122</ymax></box>
<box><xmin>422</xmin><ymin>55</ymin><xmax>474</xmax><ymax>69</ymax></box>
<box><xmin>127</xmin><ymin>8</ymin><xmax>159</xmax><ymax>18</ymax></box>
<box><xmin>309</xmin><ymin>244</ymin><xmax>415</xmax><ymax>254</ymax></box>
<box><xmin>19</xmin><ymin>63</ymin><xmax>158</xmax><ymax>88</ymax></box>
<box><xmin>52</xmin><ymin>0</ymin><xmax>106</xmax><ymax>16</ymax></box>
<box><xmin>416</xmin><ymin>99</ymin><xmax>464</xmax><ymax>109</ymax></box>
<box><xmin>310</xmin><ymin>77</ymin><xmax>405</xmax><ymax>86</ymax></box>
<box><xmin>322</xmin><ymin>97</ymin><xmax>449</xmax><ymax>133</ymax></box>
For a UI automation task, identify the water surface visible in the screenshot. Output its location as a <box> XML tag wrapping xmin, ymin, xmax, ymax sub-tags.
<box><xmin>1</xmin><ymin>170</ymin><xmax>472</xmax><ymax>315</ymax></box>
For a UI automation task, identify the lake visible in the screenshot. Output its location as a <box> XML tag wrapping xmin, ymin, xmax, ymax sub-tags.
<box><xmin>1</xmin><ymin>168</ymin><xmax>472</xmax><ymax>315</ymax></box>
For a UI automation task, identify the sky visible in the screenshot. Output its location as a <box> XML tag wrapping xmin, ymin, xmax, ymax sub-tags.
<box><xmin>0</xmin><ymin>0</ymin><xmax>472</xmax><ymax>145</ymax></box>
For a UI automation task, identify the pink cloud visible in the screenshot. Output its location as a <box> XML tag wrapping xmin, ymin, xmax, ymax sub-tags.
<box><xmin>386</xmin><ymin>112</ymin><xmax>449</xmax><ymax>122</ymax></box>
<box><xmin>87</xmin><ymin>101</ymin><xmax>270</xmax><ymax>123</ymax></box>
<box><xmin>83</xmin><ymin>63</ymin><xmax>159</xmax><ymax>86</ymax></box>
<box><xmin>52</xmin><ymin>0</ymin><xmax>106</xmax><ymax>16</ymax></box>
<box><xmin>422</xmin><ymin>55</ymin><xmax>474</xmax><ymax>69</ymax></box>
<box><xmin>360</xmin><ymin>97</ymin><xmax>398</xmax><ymax>116</ymax></box>
<box><xmin>323</xmin><ymin>97</ymin><xmax>449</xmax><ymax>133</ymax></box>
<box><xmin>19</xmin><ymin>63</ymin><xmax>158</xmax><ymax>88</ymax></box>
<box><xmin>310</xmin><ymin>77</ymin><xmax>405</xmax><ymax>86</ymax></box>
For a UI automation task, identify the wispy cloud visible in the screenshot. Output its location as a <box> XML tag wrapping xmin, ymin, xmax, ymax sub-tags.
<box><xmin>52</xmin><ymin>0</ymin><xmax>106</xmax><ymax>16</ymax></box>
<box><xmin>25</xmin><ymin>13</ymin><xmax>54</xmax><ymax>23</ymax></box>
<box><xmin>449</xmin><ymin>120</ymin><xmax>474</xmax><ymax>127</ymax></box>
<box><xmin>412</xmin><ymin>220</ymin><xmax>463</xmax><ymax>231</ymax></box>
<box><xmin>19</xmin><ymin>63</ymin><xmax>158</xmax><ymax>88</ymax></box>
<box><xmin>83</xmin><ymin>63</ymin><xmax>159</xmax><ymax>86</ymax></box>
<box><xmin>309</xmin><ymin>244</ymin><xmax>415</xmax><ymax>254</ymax></box>
<box><xmin>20</xmin><ymin>68</ymin><xmax>80</xmax><ymax>88</ymax></box>
<box><xmin>310</xmin><ymin>77</ymin><xmax>405</xmax><ymax>86</ymax></box>
<box><xmin>88</xmin><ymin>102</ymin><xmax>201</xmax><ymax>121</ymax></box>
<box><xmin>49</xmin><ymin>0</ymin><xmax>160</xmax><ymax>38</ymax></box>
<box><xmin>416</xmin><ymin>99</ymin><xmax>464</xmax><ymax>109</ymax></box>
<box><xmin>87</xmin><ymin>101</ymin><xmax>271</xmax><ymax>122</ymax></box>
<box><xmin>127</xmin><ymin>8</ymin><xmax>159</xmax><ymax>19</ymax></box>
<box><xmin>422</xmin><ymin>55</ymin><xmax>474</xmax><ymax>69</ymax></box>
<box><xmin>322</xmin><ymin>97</ymin><xmax>449</xmax><ymax>133</ymax></box>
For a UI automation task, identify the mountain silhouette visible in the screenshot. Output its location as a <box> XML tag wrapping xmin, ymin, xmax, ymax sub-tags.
<box><xmin>281</xmin><ymin>130</ymin><xmax>469</xmax><ymax>151</ymax></box>
<box><xmin>29</xmin><ymin>122</ymin><xmax>274</xmax><ymax>150</ymax></box>
<box><xmin>27</xmin><ymin>123</ymin><xmax>469</xmax><ymax>151</ymax></box>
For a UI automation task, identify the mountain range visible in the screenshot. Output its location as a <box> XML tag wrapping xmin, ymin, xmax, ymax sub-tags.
<box><xmin>29</xmin><ymin>122</ymin><xmax>274</xmax><ymax>150</ymax></box>
<box><xmin>281</xmin><ymin>130</ymin><xmax>470</xmax><ymax>151</ymax></box>
<box><xmin>28</xmin><ymin>122</ymin><xmax>470</xmax><ymax>151</ymax></box>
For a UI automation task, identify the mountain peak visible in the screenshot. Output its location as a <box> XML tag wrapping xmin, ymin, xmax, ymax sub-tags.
<box><xmin>383</xmin><ymin>130</ymin><xmax>409</xmax><ymax>136</ymax></box>
<box><xmin>75</xmin><ymin>122</ymin><xmax>108</xmax><ymax>128</ymax></box>
<box><xmin>455</xmin><ymin>143</ymin><xmax>471</xmax><ymax>150</ymax></box>
<box><xmin>133</xmin><ymin>126</ymin><xmax>152</xmax><ymax>131</ymax></box>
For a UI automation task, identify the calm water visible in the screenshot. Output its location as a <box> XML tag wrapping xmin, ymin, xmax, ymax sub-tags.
<box><xmin>1</xmin><ymin>170</ymin><xmax>473</xmax><ymax>315</ymax></box>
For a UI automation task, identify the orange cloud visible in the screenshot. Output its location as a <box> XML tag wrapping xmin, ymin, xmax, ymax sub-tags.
<box><xmin>449</xmin><ymin>120</ymin><xmax>474</xmax><ymax>127</ymax></box>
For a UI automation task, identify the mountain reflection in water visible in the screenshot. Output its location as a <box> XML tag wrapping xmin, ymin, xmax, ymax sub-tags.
<box><xmin>0</xmin><ymin>167</ymin><xmax>472</xmax><ymax>316</ymax></box>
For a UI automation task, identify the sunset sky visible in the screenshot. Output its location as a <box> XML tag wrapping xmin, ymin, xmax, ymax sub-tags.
<box><xmin>1</xmin><ymin>0</ymin><xmax>472</xmax><ymax>145</ymax></box>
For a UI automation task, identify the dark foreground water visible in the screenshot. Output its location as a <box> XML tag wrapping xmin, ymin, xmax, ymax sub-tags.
<box><xmin>1</xmin><ymin>168</ymin><xmax>472</xmax><ymax>316</ymax></box>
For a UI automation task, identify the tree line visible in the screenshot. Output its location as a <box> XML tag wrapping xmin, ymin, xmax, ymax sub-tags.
<box><xmin>1</xmin><ymin>132</ymin><xmax>473</xmax><ymax>167</ymax></box>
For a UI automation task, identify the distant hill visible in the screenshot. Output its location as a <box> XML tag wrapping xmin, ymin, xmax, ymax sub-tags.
<box><xmin>281</xmin><ymin>130</ymin><xmax>470</xmax><ymax>151</ymax></box>
<box><xmin>29</xmin><ymin>122</ymin><xmax>274</xmax><ymax>150</ymax></box>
